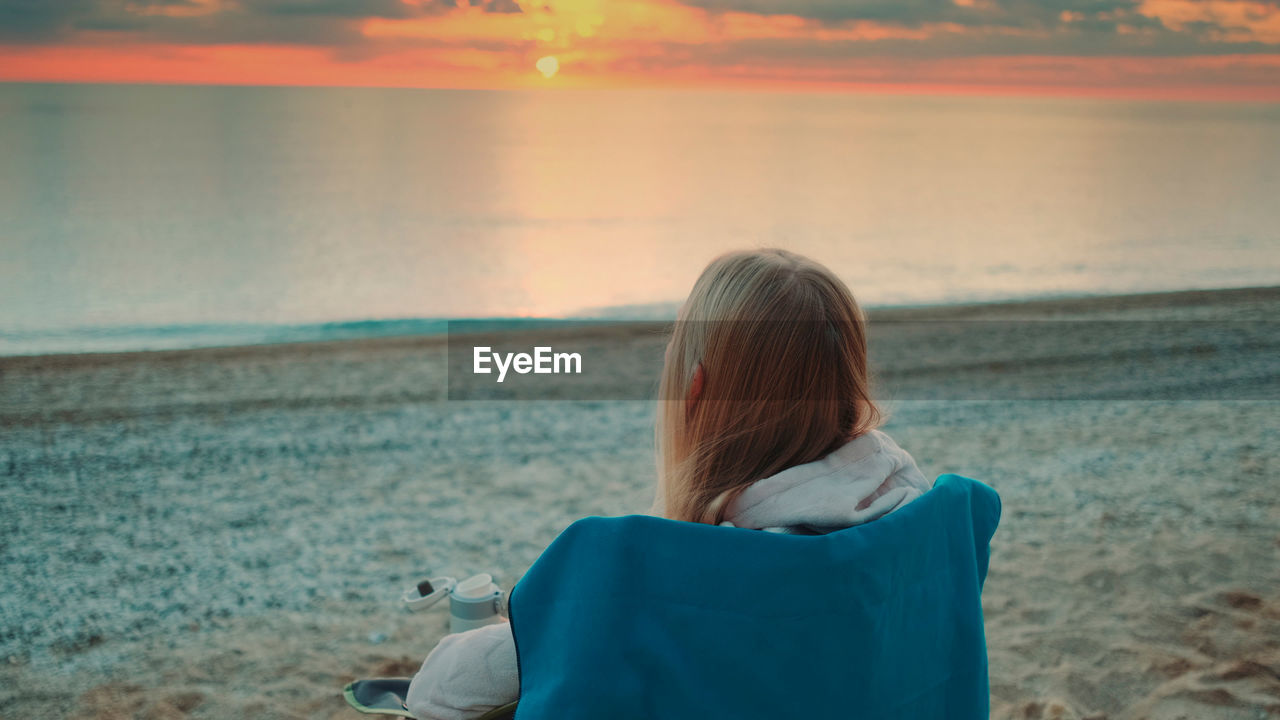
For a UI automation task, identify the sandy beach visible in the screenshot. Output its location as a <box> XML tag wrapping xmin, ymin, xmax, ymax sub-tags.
<box><xmin>1</xmin><ymin>286</ymin><xmax>1277</xmax><ymax>720</ymax></box>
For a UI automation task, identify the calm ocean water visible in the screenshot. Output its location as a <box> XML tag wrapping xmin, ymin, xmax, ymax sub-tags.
<box><xmin>1</xmin><ymin>83</ymin><xmax>1278</xmax><ymax>355</ymax></box>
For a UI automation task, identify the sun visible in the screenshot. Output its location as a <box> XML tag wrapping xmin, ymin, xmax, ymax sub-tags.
<box><xmin>535</xmin><ymin>55</ymin><xmax>560</xmax><ymax>79</ymax></box>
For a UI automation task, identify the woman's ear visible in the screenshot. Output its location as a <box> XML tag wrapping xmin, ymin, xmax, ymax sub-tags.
<box><xmin>687</xmin><ymin>363</ymin><xmax>705</xmax><ymax>415</ymax></box>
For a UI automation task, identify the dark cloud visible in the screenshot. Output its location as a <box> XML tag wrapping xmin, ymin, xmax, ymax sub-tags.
<box><xmin>0</xmin><ymin>0</ymin><xmax>98</xmax><ymax>41</ymax></box>
<box><xmin>680</xmin><ymin>0</ymin><xmax>1278</xmax><ymax>54</ymax></box>
<box><xmin>0</xmin><ymin>0</ymin><xmax>520</xmax><ymax>45</ymax></box>
<box><xmin>479</xmin><ymin>0</ymin><xmax>523</xmax><ymax>14</ymax></box>
<box><xmin>240</xmin><ymin>0</ymin><xmax>424</xmax><ymax>18</ymax></box>
<box><xmin>685</xmin><ymin>0</ymin><xmax>1152</xmax><ymax>28</ymax></box>
<box><xmin>695</xmin><ymin>0</ymin><xmax>1004</xmax><ymax>27</ymax></box>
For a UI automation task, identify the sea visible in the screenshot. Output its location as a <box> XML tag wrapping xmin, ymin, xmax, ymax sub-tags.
<box><xmin>1</xmin><ymin>82</ymin><xmax>1278</xmax><ymax>356</ymax></box>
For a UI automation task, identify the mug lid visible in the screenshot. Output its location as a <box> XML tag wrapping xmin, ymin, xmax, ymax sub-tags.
<box><xmin>403</xmin><ymin>575</ymin><xmax>456</xmax><ymax>612</ymax></box>
<box><xmin>454</xmin><ymin>573</ymin><xmax>496</xmax><ymax>599</ymax></box>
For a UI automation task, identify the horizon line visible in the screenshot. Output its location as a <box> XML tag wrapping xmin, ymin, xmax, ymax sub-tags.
<box><xmin>3</xmin><ymin>77</ymin><xmax>1279</xmax><ymax>105</ymax></box>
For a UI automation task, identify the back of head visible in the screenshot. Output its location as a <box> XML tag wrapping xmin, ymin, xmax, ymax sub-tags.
<box><xmin>657</xmin><ymin>249</ymin><xmax>880</xmax><ymax>524</ymax></box>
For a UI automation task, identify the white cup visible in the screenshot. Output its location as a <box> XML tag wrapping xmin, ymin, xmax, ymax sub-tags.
<box><xmin>448</xmin><ymin>573</ymin><xmax>504</xmax><ymax>634</ymax></box>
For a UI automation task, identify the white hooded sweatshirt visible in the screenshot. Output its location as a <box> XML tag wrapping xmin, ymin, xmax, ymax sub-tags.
<box><xmin>406</xmin><ymin>429</ymin><xmax>932</xmax><ymax>719</ymax></box>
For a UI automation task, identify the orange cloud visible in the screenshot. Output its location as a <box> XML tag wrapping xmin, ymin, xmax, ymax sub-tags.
<box><xmin>0</xmin><ymin>43</ymin><xmax>545</xmax><ymax>89</ymax></box>
<box><xmin>0</xmin><ymin>0</ymin><xmax>1278</xmax><ymax>100</ymax></box>
<box><xmin>1138</xmin><ymin>0</ymin><xmax>1280</xmax><ymax>43</ymax></box>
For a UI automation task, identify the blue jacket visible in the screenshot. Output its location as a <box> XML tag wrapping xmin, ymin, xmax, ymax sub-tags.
<box><xmin>508</xmin><ymin>473</ymin><xmax>1001</xmax><ymax>720</ymax></box>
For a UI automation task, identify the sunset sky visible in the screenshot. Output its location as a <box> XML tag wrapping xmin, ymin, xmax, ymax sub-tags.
<box><xmin>1</xmin><ymin>0</ymin><xmax>1278</xmax><ymax>99</ymax></box>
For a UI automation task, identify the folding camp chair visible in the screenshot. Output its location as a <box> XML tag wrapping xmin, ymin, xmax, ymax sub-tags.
<box><xmin>346</xmin><ymin>473</ymin><xmax>999</xmax><ymax>720</ymax></box>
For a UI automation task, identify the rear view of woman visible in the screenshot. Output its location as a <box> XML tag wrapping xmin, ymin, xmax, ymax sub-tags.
<box><xmin>407</xmin><ymin>248</ymin><xmax>932</xmax><ymax>719</ymax></box>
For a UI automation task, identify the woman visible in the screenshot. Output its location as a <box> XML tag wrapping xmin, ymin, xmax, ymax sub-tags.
<box><xmin>406</xmin><ymin>249</ymin><xmax>932</xmax><ymax>719</ymax></box>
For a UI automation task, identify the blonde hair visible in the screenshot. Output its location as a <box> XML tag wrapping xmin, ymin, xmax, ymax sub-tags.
<box><xmin>655</xmin><ymin>249</ymin><xmax>881</xmax><ymax>524</ymax></box>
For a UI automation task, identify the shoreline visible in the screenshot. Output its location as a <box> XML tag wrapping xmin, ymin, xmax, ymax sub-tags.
<box><xmin>3</xmin><ymin>285</ymin><xmax>1276</xmax><ymax>428</ymax></box>
<box><xmin>2</xmin><ymin>284</ymin><xmax>1276</xmax><ymax>365</ymax></box>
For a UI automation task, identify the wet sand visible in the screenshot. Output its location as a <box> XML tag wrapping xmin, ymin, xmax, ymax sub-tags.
<box><xmin>1</xmin><ymin>286</ymin><xmax>1277</xmax><ymax>719</ymax></box>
